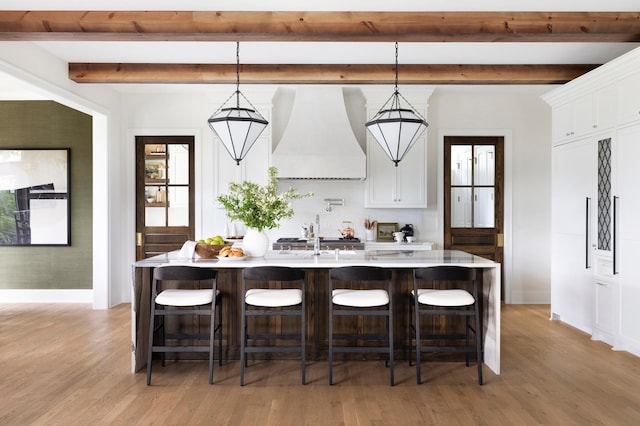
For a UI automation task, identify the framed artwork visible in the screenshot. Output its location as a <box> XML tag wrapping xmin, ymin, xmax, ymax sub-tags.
<box><xmin>0</xmin><ymin>148</ymin><xmax>70</xmax><ymax>246</ymax></box>
<box><xmin>376</xmin><ymin>222</ymin><xmax>398</xmax><ymax>242</ymax></box>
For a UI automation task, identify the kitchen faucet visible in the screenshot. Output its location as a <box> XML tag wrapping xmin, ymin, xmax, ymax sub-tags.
<box><xmin>313</xmin><ymin>214</ymin><xmax>321</xmax><ymax>255</ymax></box>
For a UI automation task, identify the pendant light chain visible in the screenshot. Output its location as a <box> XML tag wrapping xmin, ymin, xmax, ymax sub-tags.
<box><xmin>208</xmin><ymin>40</ymin><xmax>269</xmax><ymax>165</ymax></box>
<box><xmin>394</xmin><ymin>42</ymin><xmax>399</xmax><ymax>94</ymax></box>
<box><xmin>235</xmin><ymin>41</ymin><xmax>240</xmax><ymax>109</ymax></box>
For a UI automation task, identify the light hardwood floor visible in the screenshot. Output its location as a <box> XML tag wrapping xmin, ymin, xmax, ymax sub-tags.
<box><xmin>1</xmin><ymin>303</ymin><xmax>639</xmax><ymax>425</ymax></box>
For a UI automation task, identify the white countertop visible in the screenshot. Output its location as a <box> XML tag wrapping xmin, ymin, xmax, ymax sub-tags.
<box><xmin>134</xmin><ymin>249</ymin><xmax>495</xmax><ymax>269</ymax></box>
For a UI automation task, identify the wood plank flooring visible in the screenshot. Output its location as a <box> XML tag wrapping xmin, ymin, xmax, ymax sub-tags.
<box><xmin>1</xmin><ymin>303</ymin><xmax>639</xmax><ymax>425</ymax></box>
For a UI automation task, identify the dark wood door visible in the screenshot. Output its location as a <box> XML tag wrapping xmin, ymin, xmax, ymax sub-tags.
<box><xmin>444</xmin><ymin>136</ymin><xmax>504</xmax><ymax>293</ymax></box>
<box><xmin>136</xmin><ymin>136</ymin><xmax>195</xmax><ymax>260</ymax></box>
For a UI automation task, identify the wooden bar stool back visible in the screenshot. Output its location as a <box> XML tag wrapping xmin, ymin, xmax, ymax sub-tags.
<box><xmin>410</xmin><ymin>266</ymin><xmax>482</xmax><ymax>385</ymax></box>
<box><xmin>146</xmin><ymin>266</ymin><xmax>221</xmax><ymax>385</ymax></box>
<box><xmin>329</xmin><ymin>266</ymin><xmax>394</xmax><ymax>386</ymax></box>
<box><xmin>241</xmin><ymin>266</ymin><xmax>306</xmax><ymax>385</ymax></box>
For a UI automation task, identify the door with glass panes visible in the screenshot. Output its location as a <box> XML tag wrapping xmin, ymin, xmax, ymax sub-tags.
<box><xmin>136</xmin><ymin>136</ymin><xmax>195</xmax><ymax>260</ymax></box>
<box><xmin>444</xmin><ymin>136</ymin><xmax>504</xmax><ymax>292</ymax></box>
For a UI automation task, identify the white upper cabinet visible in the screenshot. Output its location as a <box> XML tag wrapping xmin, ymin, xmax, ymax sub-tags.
<box><xmin>552</xmin><ymin>94</ymin><xmax>593</xmax><ymax>144</ymax></box>
<box><xmin>616</xmin><ymin>72</ymin><xmax>640</xmax><ymax>127</ymax></box>
<box><xmin>594</xmin><ymin>85</ymin><xmax>616</xmax><ymax>132</ymax></box>
<box><xmin>551</xmin><ymin>86</ymin><xmax>615</xmax><ymax>145</ymax></box>
<box><xmin>365</xmin><ymin>137</ymin><xmax>427</xmax><ymax>208</ymax></box>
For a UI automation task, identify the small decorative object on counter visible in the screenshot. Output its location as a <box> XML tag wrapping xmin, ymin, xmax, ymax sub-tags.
<box><xmin>341</xmin><ymin>221</ymin><xmax>355</xmax><ymax>239</ymax></box>
<box><xmin>195</xmin><ymin>235</ymin><xmax>233</xmax><ymax>258</ymax></box>
<box><xmin>364</xmin><ymin>217</ymin><xmax>377</xmax><ymax>241</ymax></box>
<box><xmin>400</xmin><ymin>224</ymin><xmax>414</xmax><ymax>237</ymax></box>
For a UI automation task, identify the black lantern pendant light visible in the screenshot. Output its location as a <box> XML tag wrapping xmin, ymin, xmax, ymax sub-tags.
<box><xmin>365</xmin><ymin>42</ymin><xmax>428</xmax><ymax>167</ymax></box>
<box><xmin>208</xmin><ymin>42</ymin><xmax>268</xmax><ymax>165</ymax></box>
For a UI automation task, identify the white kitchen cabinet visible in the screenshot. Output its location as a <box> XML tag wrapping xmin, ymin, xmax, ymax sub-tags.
<box><xmin>365</xmin><ymin>137</ymin><xmax>427</xmax><ymax>208</ymax></box>
<box><xmin>551</xmin><ymin>94</ymin><xmax>593</xmax><ymax>145</ymax></box>
<box><xmin>593</xmin><ymin>85</ymin><xmax>616</xmax><ymax>132</ymax></box>
<box><xmin>550</xmin><ymin>137</ymin><xmax>596</xmax><ymax>332</ymax></box>
<box><xmin>616</xmin><ymin>72</ymin><xmax>640</xmax><ymax>127</ymax></box>
<box><xmin>613</xmin><ymin>124</ymin><xmax>640</xmax><ymax>353</ymax></box>
<box><xmin>545</xmin><ymin>48</ymin><xmax>640</xmax><ymax>357</ymax></box>
<box><xmin>592</xmin><ymin>256</ymin><xmax>618</xmax><ymax>345</ymax></box>
<box><xmin>551</xmin><ymin>86</ymin><xmax>616</xmax><ymax>146</ymax></box>
<box><xmin>216</xmin><ymin>135</ymin><xmax>270</xmax><ymax>202</ymax></box>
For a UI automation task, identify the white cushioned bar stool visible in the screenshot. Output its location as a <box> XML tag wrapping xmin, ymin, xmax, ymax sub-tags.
<box><xmin>146</xmin><ymin>266</ymin><xmax>221</xmax><ymax>385</ymax></box>
<box><xmin>329</xmin><ymin>266</ymin><xmax>394</xmax><ymax>386</ymax></box>
<box><xmin>410</xmin><ymin>266</ymin><xmax>482</xmax><ymax>385</ymax></box>
<box><xmin>241</xmin><ymin>266</ymin><xmax>306</xmax><ymax>385</ymax></box>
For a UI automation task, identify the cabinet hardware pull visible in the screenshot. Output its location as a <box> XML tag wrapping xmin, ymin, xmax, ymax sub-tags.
<box><xmin>613</xmin><ymin>196</ymin><xmax>618</xmax><ymax>275</ymax></box>
<box><xmin>585</xmin><ymin>197</ymin><xmax>591</xmax><ymax>269</ymax></box>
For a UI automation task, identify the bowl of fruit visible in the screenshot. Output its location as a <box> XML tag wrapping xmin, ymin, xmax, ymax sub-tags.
<box><xmin>195</xmin><ymin>235</ymin><xmax>233</xmax><ymax>259</ymax></box>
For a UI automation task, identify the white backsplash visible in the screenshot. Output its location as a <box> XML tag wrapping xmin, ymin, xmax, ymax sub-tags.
<box><xmin>214</xmin><ymin>179</ymin><xmax>426</xmax><ymax>243</ymax></box>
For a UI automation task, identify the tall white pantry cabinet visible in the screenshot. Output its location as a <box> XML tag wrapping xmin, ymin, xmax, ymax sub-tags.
<box><xmin>543</xmin><ymin>47</ymin><xmax>640</xmax><ymax>358</ymax></box>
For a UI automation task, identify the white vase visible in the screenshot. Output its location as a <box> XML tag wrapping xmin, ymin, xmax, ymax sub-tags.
<box><xmin>365</xmin><ymin>229</ymin><xmax>375</xmax><ymax>241</ymax></box>
<box><xmin>242</xmin><ymin>228</ymin><xmax>269</xmax><ymax>257</ymax></box>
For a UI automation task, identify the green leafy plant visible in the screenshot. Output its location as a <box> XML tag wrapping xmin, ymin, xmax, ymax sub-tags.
<box><xmin>217</xmin><ymin>167</ymin><xmax>313</xmax><ymax>232</ymax></box>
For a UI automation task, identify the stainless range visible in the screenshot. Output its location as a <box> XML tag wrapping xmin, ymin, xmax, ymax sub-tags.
<box><xmin>272</xmin><ymin>237</ymin><xmax>364</xmax><ymax>251</ymax></box>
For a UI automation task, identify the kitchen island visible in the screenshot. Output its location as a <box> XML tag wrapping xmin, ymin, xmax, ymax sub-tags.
<box><xmin>132</xmin><ymin>249</ymin><xmax>500</xmax><ymax>375</ymax></box>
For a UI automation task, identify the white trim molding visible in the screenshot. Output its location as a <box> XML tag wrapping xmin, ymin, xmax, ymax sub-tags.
<box><xmin>0</xmin><ymin>289</ymin><xmax>93</xmax><ymax>304</ymax></box>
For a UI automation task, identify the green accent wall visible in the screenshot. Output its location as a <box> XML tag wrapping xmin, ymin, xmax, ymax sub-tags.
<box><xmin>0</xmin><ymin>101</ymin><xmax>92</xmax><ymax>289</ymax></box>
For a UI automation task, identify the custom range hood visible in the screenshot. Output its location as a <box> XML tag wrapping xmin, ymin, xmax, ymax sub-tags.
<box><xmin>272</xmin><ymin>87</ymin><xmax>366</xmax><ymax>180</ymax></box>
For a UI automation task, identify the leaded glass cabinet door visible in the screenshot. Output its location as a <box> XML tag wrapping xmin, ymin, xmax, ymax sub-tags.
<box><xmin>597</xmin><ymin>137</ymin><xmax>612</xmax><ymax>254</ymax></box>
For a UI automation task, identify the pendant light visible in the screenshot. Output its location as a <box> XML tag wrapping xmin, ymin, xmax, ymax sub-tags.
<box><xmin>365</xmin><ymin>42</ymin><xmax>428</xmax><ymax>167</ymax></box>
<box><xmin>208</xmin><ymin>42</ymin><xmax>268</xmax><ymax>165</ymax></box>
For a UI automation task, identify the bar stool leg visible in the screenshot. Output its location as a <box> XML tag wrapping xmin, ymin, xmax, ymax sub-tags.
<box><xmin>240</xmin><ymin>291</ymin><xmax>247</xmax><ymax>386</ymax></box>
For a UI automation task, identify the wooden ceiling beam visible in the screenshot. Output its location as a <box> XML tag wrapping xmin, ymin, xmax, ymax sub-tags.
<box><xmin>68</xmin><ymin>63</ymin><xmax>598</xmax><ymax>85</ymax></box>
<box><xmin>2</xmin><ymin>11</ymin><xmax>640</xmax><ymax>42</ymax></box>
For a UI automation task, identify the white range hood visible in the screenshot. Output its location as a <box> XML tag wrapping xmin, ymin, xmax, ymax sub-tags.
<box><xmin>271</xmin><ymin>87</ymin><xmax>366</xmax><ymax>180</ymax></box>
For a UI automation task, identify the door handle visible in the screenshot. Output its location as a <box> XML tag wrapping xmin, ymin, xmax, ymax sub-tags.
<box><xmin>613</xmin><ymin>196</ymin><xmax>618</xmax><ymax>275</ymax></box>
<box><xmin>585</xmin><ymin>197</ymin><xmax>591</xmax><ymax>269</ymax></box>
<box><xmin>136</xmin><ymin>232</ymin><xmax>143</xmax><ymax>247</ymax></box>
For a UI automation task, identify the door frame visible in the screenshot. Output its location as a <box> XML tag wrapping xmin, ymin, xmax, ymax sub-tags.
<box><xmin>437</xmin><ymin>129</ymin><xmax>513</xmax><ymax>303</ymax></box>
<box><xmin>126</xmin><ymin>129</ymin><xmax>204</xmax><ymax>270</ymax></box>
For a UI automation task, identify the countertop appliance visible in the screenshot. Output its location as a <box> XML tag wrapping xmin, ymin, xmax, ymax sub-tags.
<box><xmin>272</xmin><ymin>237</ymin><xmax>364</xmax><ymax>251</ymax></box>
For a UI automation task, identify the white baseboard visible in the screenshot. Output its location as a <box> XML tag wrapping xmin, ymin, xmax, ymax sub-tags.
<box><xmin>0</xmin><ymin>289</ymin><xmax>93</xmax><ymax>303</ymax></box>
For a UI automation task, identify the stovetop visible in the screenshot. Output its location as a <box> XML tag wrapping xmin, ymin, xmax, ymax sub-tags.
<box><xmin>276</xmin><ymin>237</ymin><xmax>361</xmax><ymax>243</ymax></box>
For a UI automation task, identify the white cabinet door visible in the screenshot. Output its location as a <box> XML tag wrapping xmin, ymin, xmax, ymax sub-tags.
<box><xmin>573</xmin><ymin>93</ymin><xmax>594</xmax><ymax>139</ymax></box>
<box><xmin>551</xmin><ymin>137</ymin><xmax>596</xmax><ymax>332</ymax></box>
<box><xmin>614</xmin><ymin>124</ymin><xmax>640</xmax><ymax>348</ymax></box>
<box><xmin>593</xmin><ymin>279</ymin><xmax>617</xmax><ymax>343</ymax></box>
<box><xmin>617</xmin><ymin>73</ymin><xmax>640</xmax><ymax>127</ymax></box>
<box><xmin>552</xmin><ymin>102</ymin><xmax>574</xmax><ymax>144</ymax></box>
<box><xmin>395</xmin><ymin>139</ymin><xmax>427</xmax><ymax>207</ymax></box>
<box><xmin>365</xmin><ymin>139</ymin><xmax>397</xmax><ymax>207</ymax></box>
<box><xmin>594</xmin><ymin>85</ymin><xmax>616</xmax><ymax>132</ymax></box>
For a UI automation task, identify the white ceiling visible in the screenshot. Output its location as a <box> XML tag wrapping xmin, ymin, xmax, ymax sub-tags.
<box><xmin>1</xmin><ymin>0</ymin><xmax>639</xmax><ymax>97</ymax></box>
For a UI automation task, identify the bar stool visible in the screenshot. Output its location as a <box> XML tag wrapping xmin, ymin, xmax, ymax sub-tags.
<box><xmin>329</xmin><ymin>266</ymin><xmax>394</xmax><ymax>386</ymax></box>
<box><xmin>410</xmin><ymin>266</ymin><xmax>482</xmax><ymax>385</ymax></box>
<box><xmin>241</xmin><ymin>266</ymin><xmax>306</xmax><ymax>385</ymax></box>
<box><xmin>146</xmin><ymin>266</ymin><xmax>221</xmax><ymax>385</ymax></box>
